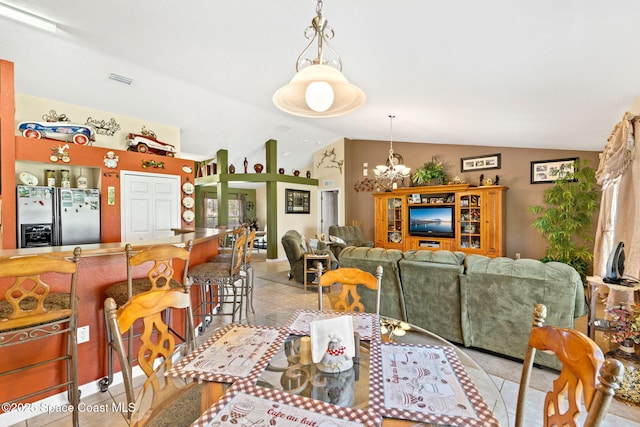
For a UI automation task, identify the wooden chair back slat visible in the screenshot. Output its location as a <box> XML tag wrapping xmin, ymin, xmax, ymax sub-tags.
<box><xmin>317</xmin><ymin>266</ymin><xmax>382</xmax><ymax>314</ymax></box>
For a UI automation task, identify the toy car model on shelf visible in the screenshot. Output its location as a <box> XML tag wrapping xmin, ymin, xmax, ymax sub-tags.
<box><xmin>18</xmin><ymin>121</ymin><xmax>96</xmax><ymax>145</ymax></box>
<box><xmin>125</xmin><ymin>133</ymin><xmax>176</xmax><ymax>157</ymax></box>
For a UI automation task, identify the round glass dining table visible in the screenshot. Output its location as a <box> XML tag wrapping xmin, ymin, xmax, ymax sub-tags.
<box><xmin>131</xmin><ymin>318</ymin><xmax>508</xmax><ymax>426</ymax></box>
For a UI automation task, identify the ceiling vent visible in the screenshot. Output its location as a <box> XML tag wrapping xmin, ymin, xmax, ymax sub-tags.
<box><xmin>108</xmin><ymin>73</ymin><xmax>133</xmax><ymax>85</ymax></box>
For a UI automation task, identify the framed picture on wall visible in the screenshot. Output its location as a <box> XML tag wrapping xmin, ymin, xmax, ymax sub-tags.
<box><xmin>530</xmin><ymin>157</ymin><xmax>578</xmax><ymax>184</ymax></box>
<box><xmin>460</xmin><ymin>153</ymin><xmax>501</xmax><ymax>172</ymax></box>
<box><xmin>285</xmin><ymin>189</ymin><xmax>310</xmax><ymax>214</ymax></box>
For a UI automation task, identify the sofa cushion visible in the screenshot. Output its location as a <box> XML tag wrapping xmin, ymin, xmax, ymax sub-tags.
<box><xmin>403</xmin><ymin>249</ymin><xmax>466</xmax><ymax>266</ymax></box>
<box><xmin>400</xmin><ymin>250</ymin><xmax>466</xmax><ymax>344</ymax></box>
<box><xmin>338</xmin><ymin>247</ymin><xmax>406</xmax><ymax>321</ymax></box>
<box><xmin>460</xmin><ymin>255</ymin><xmax>586</xmax><ymax>370</ymax></box>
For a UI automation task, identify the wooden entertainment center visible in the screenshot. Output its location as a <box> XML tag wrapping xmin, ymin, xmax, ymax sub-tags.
<box><xmin>373</xmin><ymin>184</ymin><xmax>506</xmax><ymax>256</ymax></box>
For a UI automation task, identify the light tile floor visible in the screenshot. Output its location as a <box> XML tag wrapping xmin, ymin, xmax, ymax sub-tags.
<box><xmin>9</xmin><ymin>254</ymin><xmax>640</xmax><ymax>427</ymax></box>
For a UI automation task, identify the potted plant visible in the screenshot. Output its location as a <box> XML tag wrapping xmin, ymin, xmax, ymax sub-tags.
<box><xmin>528</xmin><ymin>159</ymin><xmax>600</xmax><ymax>279</ymax></box>
<box><xmin>412</xmin><ymin>156</ymin><xmax>447</xmax><ymax>186</ymax></box>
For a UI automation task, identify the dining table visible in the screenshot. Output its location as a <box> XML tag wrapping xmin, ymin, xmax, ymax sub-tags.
<box><xmin>131</xmin><ymin>310</ymin><xmax>508</xmax><ymax>427</ymax></box>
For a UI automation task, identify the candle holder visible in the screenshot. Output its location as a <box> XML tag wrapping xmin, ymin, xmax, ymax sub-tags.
<box><xmin>380</xmin><ymin>318</ymin><xmax>411</xmax><ymax>341</ymax></box>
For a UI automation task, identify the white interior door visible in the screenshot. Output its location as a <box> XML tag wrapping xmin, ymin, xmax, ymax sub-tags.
<box><xmin>121</xmin><ymin>171</ymin><xmax>180</xmax><ymax>242</ymax></box>
<box><xmin>320</xmin><ymin>189</ymin><xmax>339</xmax><ymax>236</ymax></box>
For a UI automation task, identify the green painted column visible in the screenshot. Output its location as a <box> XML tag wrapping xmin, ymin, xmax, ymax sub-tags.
<box><xmin>216</xmin><ymin>149</ymin><xmax>229</xmax><ymax>227</ymax></box>
<box><xmin>265</xmin><ymin>139</ymin><xmax>278</xmax><ymax>259</ymax></box>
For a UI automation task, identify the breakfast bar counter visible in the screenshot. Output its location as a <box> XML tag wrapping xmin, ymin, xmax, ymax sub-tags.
<box><xmin>0</xmin><ymin>227</ymin><xmax>225</xmax><ymax>258</ymax></box>
<box><xmin>0</xmin><ymin>227</ymin><xmax>226</xmax><ymax>409</ymax></box>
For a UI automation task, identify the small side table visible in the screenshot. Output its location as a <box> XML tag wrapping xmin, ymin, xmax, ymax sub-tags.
<box><xmin>303</xmin><ymin>253</ymin><xmax>331</xmax><ymax>292</ymax></box>
<box><xmin>586</xmin><ymin>275</ymin><xmax>640</xmax><ymax>340</ymax></box>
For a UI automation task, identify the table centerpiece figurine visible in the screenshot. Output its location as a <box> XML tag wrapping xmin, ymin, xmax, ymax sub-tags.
<box><xmin>316</xmin><ymin>333</ymin><xmax>353</xmax><ymax>373</ymax></box>
<box><xmin>310</xmin><ymin>316</ymin><xmax>355</xmax><ymax>373</ymax></box>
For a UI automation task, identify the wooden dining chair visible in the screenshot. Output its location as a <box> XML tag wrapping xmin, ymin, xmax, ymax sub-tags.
<box><xmin>104</xmin><ymin>287</ymin><xmax>196</xmax><ymax>422</ymax></box>
<box><xmin>100</xmin><ymin>241</ymin><xmax>193</xmax><ymax>392</ymax></box>
<box><xmin>515</xmin><ymin>304</ymin><xmax>625</xmax><ymax>427</ymax></box>
<box><xmin>316</xmin><ymin>265</ymin><xmax>383</xmax><ymax>314</ymax></box>
<box><xmin>0</xmin><ymin>247</ymin><xmax>82</xmax><ymax>427</ymax></box>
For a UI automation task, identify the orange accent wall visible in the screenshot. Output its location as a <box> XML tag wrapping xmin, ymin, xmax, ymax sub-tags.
<box><xmin>0</xmin><ymin>58</ymin><xmax>219</xmax><ymax>408</ymax></box>
<box><xmin>0</xmin><ymin>60</ymin><xmax>17</xmax><ymax>249</ymax></box>
<box><xmin>1</xmin><ymin>60</ymin><xmax>197</xmax><ymax>249</ymax></box>
<box><xmin>0</xmin><ymin>237</ymin><xmax>217</xmax><ymax>408</ymax></box>
<box><xmin>14</xmin><ymin>137</ymin><xmax>195</xmax><ymax>244</ymax></box>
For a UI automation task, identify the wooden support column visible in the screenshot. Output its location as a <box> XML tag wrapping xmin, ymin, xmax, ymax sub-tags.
<box><xmin>265</xmin><ymin>139</ymin><xmax>278</xmax><ymax>259</ymax></box>
<box><xmin>215</xmin><ymin>149</ymin><xmax>229</xmax><ymax>227</ymax></box>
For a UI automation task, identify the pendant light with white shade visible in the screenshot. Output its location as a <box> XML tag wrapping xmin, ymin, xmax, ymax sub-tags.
<box><xmin>273</xmin><ymin>0</ymin><xmax>365</xmax><ymax>118</ymax></box>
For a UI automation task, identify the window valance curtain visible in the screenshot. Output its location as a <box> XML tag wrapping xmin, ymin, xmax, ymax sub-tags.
<box><xmin>593</xmin><ymin>113</ymin><xmax>639</xmax><ymax>279</ymax></box>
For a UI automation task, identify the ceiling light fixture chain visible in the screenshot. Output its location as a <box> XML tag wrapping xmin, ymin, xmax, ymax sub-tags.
<box><xmin>375</xmin><ymin>114</ymin><xmax>411</xmax><ymax>190</ymax></box>
<box><xmin>296</xmin><ymin>0</ymin><xmax>341</xmax><ymax>72</ymax></box>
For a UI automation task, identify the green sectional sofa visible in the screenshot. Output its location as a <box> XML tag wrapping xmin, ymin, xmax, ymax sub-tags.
<box><xmin>338</xmin><ymin>247</ymin><xmax>587</xmax><ymax>370</ymax></box>
<box><xmin>337</xmin><ymin>247</ymin><xmax>406</xmax><ymax>321</ymax></box>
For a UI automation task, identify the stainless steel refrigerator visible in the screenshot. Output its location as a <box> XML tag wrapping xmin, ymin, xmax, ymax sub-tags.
<box><xmin>17</xmin><ymin>185</ymin><xmax>101</xmax><ymax>248</ymax></box>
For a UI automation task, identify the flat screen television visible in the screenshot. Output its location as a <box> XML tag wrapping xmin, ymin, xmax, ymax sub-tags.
<box><xmin>408</xmin><ymin>205</ymin><xmax>455</xmax><ymax>238</ymax></box>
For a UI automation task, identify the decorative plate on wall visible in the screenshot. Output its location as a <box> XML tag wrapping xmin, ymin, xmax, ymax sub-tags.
<box><xmin>182</xmin><ymin>196</ymin><xmax>195</xmax><ymax>209</ymax></box>
<box><xmin>19</xmin><ymin>171</ymin><xmax>38</xmax><ymax>186</ymax></box>
<box><xmin>390</xmin><ymin>232</ymin><xmax>402</xmax><ymax>243</ymax></box>
<box><xmin>182</xmin><ymin>210</ymin><xmax>195</xmax><ymax>223</ymax></box>
<box><xmin>182</xmin><ymin>182</ymin><xmax>194</xmax><ymax>194</ymax></box>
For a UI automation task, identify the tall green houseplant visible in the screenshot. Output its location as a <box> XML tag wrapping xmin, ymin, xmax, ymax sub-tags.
<box><xmin>528</xmin><ymin>160</ymin><xmax>599</xmax><ymax>279</ymax></box>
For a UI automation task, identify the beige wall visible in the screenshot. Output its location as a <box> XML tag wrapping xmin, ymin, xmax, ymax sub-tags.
<box><xmin>314</xmin><ymin>138</ymin><xmax>347</xmax><ymax>229</ymax></box>
<box><xmin>275</xmin><ymin>181</ymin><xmax>318</xmax><ymax>260</ymax></box>
<box><xmin>15</xmin><ymin>93</ymin><xmax>181</xmax><ymax>152</ymax></box>
<box><xmin>343</xmin><ymin>139</ymin><xmax>601</xmax><ymax>260</ymax></box>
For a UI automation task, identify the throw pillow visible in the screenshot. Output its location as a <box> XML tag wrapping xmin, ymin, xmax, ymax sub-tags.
<box><xmin>329</xmin><ymin>235</ymin><xmax>346</xmax><ymax>245</ymax></box>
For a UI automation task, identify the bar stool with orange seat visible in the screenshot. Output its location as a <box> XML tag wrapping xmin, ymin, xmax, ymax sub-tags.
<box><xmin>98</xmin><ymin>241</ymin><xmax>193</xmax><ymax>392</ymax></box>
<box><xmin>208</xmin><ymin>228</ymin><xmax>257</xmax><ymax>318</ymax></box>
<box><xmin>188</xmin><ymin>231</ymin><xmax>247</xmax><ymax>327</ymax></box>
<box><xmin>0</xmin><ymin>247</ymin><xmax>82</xmax><ymax>427</ymax></box>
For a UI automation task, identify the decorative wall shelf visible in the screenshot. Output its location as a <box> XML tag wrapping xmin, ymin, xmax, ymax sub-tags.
<box><xmin>195</xmin><ymin>172</ymin><xmax>318</xmax><ymax>186</ymax></box>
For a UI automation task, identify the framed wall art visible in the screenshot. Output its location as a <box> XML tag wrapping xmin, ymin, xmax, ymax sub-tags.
<box><xmin>530</xmin><ymin>157</ymin><xmax>578</xmax><ymax>184</ymax></box>
<box><xmin>460</xmin><ymin>153</ymin><xmax>501</xmax><ymax>172</ymax></box>
<box><xmin>285</xmin><ymin>188</ymin><xmax>310</xmax><ymax>214</ymax></box>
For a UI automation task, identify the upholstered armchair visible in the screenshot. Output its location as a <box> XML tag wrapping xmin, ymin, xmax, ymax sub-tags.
<box><xmin>327</xmin><ymin>225</ymin><xmax>374</xmax><ymax>258</ymax></box>
<box><xmin>281</xmin><ymin>230</ymin><xmax>338</xmax><ymax>284</ymax></box>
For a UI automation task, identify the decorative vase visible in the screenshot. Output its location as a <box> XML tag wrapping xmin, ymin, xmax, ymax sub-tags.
<box><xmin>228</xmin><ymin>164</ymin><xmax>235</xmax><ymax>174</ymax></box>
<box><xmin>77</xmin><ymin>168</ymin><xmax>88</xmax><ymax>189</ymax></box>
<box><xmin>607</xmin><ymin>339</ymin><xmax>640</xmax><ymax>406</ymax></box>
<box><xmin>306</xmin><ymin>171</ymin><xmax>311</xmax><ymax>178</ymax></box>
<box><xmin>293</xmin><ymin>170</ymin><xmax>300</xmax><ymax>177</ymax></box>
<box><xmin>278</xmin><ymin>168</ymin><xmax>285</xmax><ymax>174</ymax></box>
<box><xmin>254</xmin><ymin>163</ymin><xmax>264</xmax><ymax>173</ymax></box>
<box><xmin>243</xmin><ymin>157</ymin><xmax>248</xmax><ymax>173</ymax></box>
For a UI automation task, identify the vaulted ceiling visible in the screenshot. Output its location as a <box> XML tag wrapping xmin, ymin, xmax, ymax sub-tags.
<box><xmin>1</xmin><ymin>1</ymin><xmax>639</xmax><ymax>170</ymax></box>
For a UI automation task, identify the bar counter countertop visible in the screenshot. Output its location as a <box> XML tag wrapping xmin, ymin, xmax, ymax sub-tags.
<box><xmin>0</xmin><ymin>227</ymin><xmax>226</xmax><ymax>258</ymax></box>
